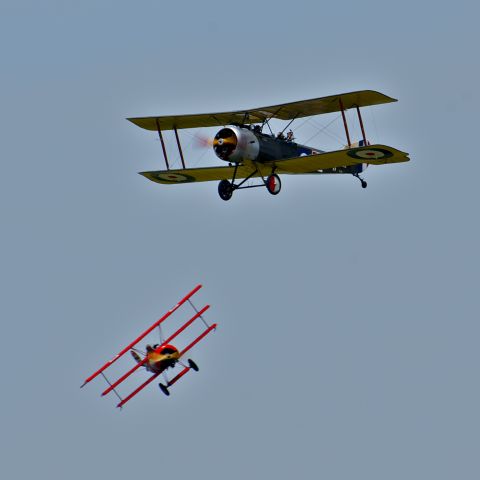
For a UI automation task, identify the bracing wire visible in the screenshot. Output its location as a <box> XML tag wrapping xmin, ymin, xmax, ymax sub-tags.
<box><xmin>303</xmin><ymin>115</ymin><xmax>344</xmax><ymax>146</ymax></box>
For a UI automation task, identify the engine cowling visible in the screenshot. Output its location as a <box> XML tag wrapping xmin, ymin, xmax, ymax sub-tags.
<box><xmin>213</xmin><ymin>126</ymin><xmax>260</xmax><ymax>163</ymax></box>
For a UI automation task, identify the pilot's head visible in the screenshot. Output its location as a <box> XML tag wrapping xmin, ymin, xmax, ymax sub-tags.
<box><xmin>146</xmin><ymin>344</ymin><xmax>154</xmax><ymax>352</ymax></box>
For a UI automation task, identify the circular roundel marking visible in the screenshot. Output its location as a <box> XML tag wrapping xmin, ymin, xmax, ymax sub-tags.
<box><xmin>156</xmin><ymin>172</ymin><xmax>195</xmax><ymax>183</ymax></box>
<box><xmin>347</xmin><ymin>147</ymin><xmax>393</xmax><ymax>160</ymax></box>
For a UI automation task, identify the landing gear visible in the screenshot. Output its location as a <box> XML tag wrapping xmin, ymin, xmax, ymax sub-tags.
<box><xmin>159</xmin><ymin>383</ymin><xmax>170</xmax><ymax>396</ymax></box>
<box><xmin>353</xmin><ymin>173</ymin><xmax>367</xmax><ymax>189</ymax></box>
<box><xmin>218</xmin><ymin>168</ymin><xmax>283</xmax><ymax>199</ymax></box>
<box><xmin>218</xmin><ymin>179</ymin><xmax>233</xmax><ymax>201</ymax></box>
<box><xmin>188</xmin><ymin>359</ymin><xmax>199</xmax><ymax>371</ymax></box>
<box><xmin>265</xmin><ymin>173</ymin><xmax>281</xmax><ymax>195</ymax></box>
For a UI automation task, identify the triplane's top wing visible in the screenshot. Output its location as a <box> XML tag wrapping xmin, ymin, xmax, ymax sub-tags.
<box><xmin>128</xmin><ymin>90</ymin><xmax>396</xmax><ymax>131</ymax></box>
<box><xmin>81</xmin><ymin>285</ymin><xmax>217</xmax><ymax>408</ymax></box>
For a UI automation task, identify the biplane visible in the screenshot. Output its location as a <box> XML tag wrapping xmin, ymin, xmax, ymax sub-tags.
<box><xmin>128</xmin><ymin>90</ymin><xmax>409</xmax><ymax>200</ymax></box>
<box><xmin>81</xmin><ymin>285</ymin><xmax>217</xmax><ymax>408</ymax></box>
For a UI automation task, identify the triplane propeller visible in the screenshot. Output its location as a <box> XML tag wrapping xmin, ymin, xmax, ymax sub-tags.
<box><xmin>128</xmin><ymin>90</ymin><xmax>410</xmax><ymax>201</ymax></box>
<box><xmin>81</xmin><ymin>285</ymin><xmax>217</xmax><ymax>408</ymax></box>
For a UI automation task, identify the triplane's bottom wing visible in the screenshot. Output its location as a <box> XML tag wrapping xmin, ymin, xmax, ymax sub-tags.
<box><xmin>139</xmin><ymin>144</ymin><xmax>409</xmax><ymax>185</ymax></box>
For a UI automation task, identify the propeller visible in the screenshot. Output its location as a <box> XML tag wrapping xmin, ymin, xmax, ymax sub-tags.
<box><xmin>194</xmin><ymin>134</ymin><xmax>214</xmax><ymax>149</ymax></box>
<box><xmin>213</xmin><ymin>128</ymin><xmax>237</xmax><ymax>160</ymax></box>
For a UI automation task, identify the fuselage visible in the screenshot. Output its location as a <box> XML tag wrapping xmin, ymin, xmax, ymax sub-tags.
<box><xmin>145</xmin><ymin>344</ymin><xmax>180</xmax><ymax>373</ymax></box>
<box><xmin>213</xmin><ymin>125</ymin><xmax>322</xmax><ymax>164</ymax></box>
<box><xmin>213</xmin><ymin>124</ymin><xmax>366</xmax><ymax>175</ymax></box>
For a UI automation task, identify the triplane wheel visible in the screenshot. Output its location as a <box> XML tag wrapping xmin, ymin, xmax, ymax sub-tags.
<box><xmin>361</xmin><ymin>180</ymin><xmax>367</xmax><ymax>189</ymax></box>
<box><xmin>188</xmin><ymin>359</ymin><xmax>199</xmax><ymax>371</ymax></box>
<box><xmin>218</xmin><ymin>179</ymin><xmax>233</xmax><ymax>201</ymax></box>
<box><xmin>159</xmin><ymin>383</ymin><xmax>170</xmax><ymax>396</ymax></box>
<box><xmin>266</xmin><ymin>173</ymin><xmax>281</xmax><ymax>195</ymax></box>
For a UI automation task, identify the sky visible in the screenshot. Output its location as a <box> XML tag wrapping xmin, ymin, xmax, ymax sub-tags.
<box><xmin>1</xmin><ymin>0</ymin><xmax>479</xmax><ymax>479</ymax></box>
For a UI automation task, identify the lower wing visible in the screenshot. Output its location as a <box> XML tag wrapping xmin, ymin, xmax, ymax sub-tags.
<box><xmin>139</xmin><ymin>144</ymin><xmax>409</xmax><ymax>185</ymax></box>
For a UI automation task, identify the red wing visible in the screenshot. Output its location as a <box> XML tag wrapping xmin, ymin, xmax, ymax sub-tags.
<box><xmin>180</xmin><ymin>323</ymin><xmax>217</xmax><ymax>357</ymax></box>
<box><xmin>117</xmin><ymin>372</ymin><xmax>162</xmax><ymax>408</ymax></box>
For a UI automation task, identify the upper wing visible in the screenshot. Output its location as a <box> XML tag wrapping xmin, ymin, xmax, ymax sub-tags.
<box><xmin>139</xmin><ymin>145</ymin><xmax>409</xmax><ymax>185</ymax></box>
<box><xmin>273</xmin><ymin>144</ymin><xmax>410</xmax><ymax>174</ymax></box>
<box><xmin>128</xmin><ymin>90</ymin><xmax>396</xmax><ymax>131</ymax></box>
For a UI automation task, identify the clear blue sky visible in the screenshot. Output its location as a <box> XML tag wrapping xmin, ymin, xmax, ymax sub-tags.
<box><xmin>1</xmin><ymin>1</ymin><xmax>479</xmax><ymax>479</ymax></box>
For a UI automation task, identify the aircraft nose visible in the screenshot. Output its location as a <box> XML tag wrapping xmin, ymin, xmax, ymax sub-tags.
<box><xmin>213</xmin><ymin>127</ymin><xmax>238</xmax><ymax>160</ymax></box>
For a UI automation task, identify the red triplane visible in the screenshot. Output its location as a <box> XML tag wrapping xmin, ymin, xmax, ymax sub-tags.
<box><xmin>81</xmin><ymin>285</ymin><xmax>217</xmax><ymax>408</ymax></box>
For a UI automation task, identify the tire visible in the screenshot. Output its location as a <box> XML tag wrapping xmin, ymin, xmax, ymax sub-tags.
<box><xmin>159</xmin><ymin>383</ymin><xmax>170</xmax><ymax>396</ymax></box>
<box><xmin>188</xmin><ymin>359</ymin><xmax>199</xmax><ymax>371</ymax></box>
<box><xmin>266</xmin><ymin>174</ymin><xmax>281</xmax><ymax>195</ymax></box>
<box><xmin>218</xmin><ymin>179</ymin><xmax>233</xmax><ymax>201</ymax></box>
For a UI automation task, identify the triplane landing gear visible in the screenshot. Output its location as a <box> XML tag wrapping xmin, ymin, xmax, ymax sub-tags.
<box><xmin>218</xmin><ymin>166</ymin><xmax>282</xmax><ymax>201</ymax></box>
<box><xmin>159</xmin><ymin>358</ymin><xmax>199</xmax><ymax>396</ymax></box>
<box><xmin>159</xmin><ymin>383</ymin><xmax>170</xmax><ymax>396</ymax></box>
<box><xmin>188</xmin><ymin>358</ymin><xmax>199</xmax><ymax>371</ymax></box>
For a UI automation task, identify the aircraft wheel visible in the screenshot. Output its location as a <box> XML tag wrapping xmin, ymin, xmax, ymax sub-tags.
<box><xmin>159</xmin><ymin>383</ymin><xmax>170</xmax><ymax>396</ymax></box>
<box><xmin>361</xmin><ymin>180</ymin><xmax>367</xmax><ymax>189</ymax></box>
<box><xmin>218</xmin><ymin>179</ymin><xmax>233</xmax><ymax>201</ymax></box>
<box><xmin>188</xmin><ymin>359</ymin><xmax>199</xmax><ymax>372</ymax></box>
<box><xmin>266</xmin><ymin>174</ymin><xmax>281</xmax><ymax>195</ymax></box>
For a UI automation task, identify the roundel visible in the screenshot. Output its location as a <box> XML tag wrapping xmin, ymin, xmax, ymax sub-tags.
<box><xmin>156</xmin><ymin>172</ymin><xmax>195</xmax><ymax>183</ymax></box>
<box><xmin>347</xmin><ymin>147</ymin><xmax>393</xmax><ymax>160</ymax></box>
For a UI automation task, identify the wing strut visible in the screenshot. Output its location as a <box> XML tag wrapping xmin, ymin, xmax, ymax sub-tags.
<box><xmin>81</xmin><ymin>284</ymin><xmax>203</xmax><ymax>388</ymax></box>
<box><xmin>174</xmin><ymin>127</ymin><xmax>186</xmax><ymax>168</ymax></box>
<box><xmin>356</xmin><ymin>106</ymin><xmax>367</xmax><ymax>144</ymax></box>
<box><xmin>156</xmin><ymin>118</ymin><xmax>170</xmax><ymax>170</ymax></box>
<box><xmin>339</xmin><ymin>97</ymin><xmax>351</xmax><ymax>147</ymax></box>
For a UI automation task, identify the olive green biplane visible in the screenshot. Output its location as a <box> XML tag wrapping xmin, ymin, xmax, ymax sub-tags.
<box><xmin>128</xmin><ymin>90</ymin><xmax>409</xmax><ymax>200</ymax></box>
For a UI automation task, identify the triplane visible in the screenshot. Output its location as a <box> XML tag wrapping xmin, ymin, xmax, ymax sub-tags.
<box><xmin>81</xmin><ymin>285</ymin><xmax>216</xmax><ymax>408</ymax></box>
<box><xmin>128</xmin><ymin>90</ymin><xmax>410</xmax><ymax>201</ymax></box>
